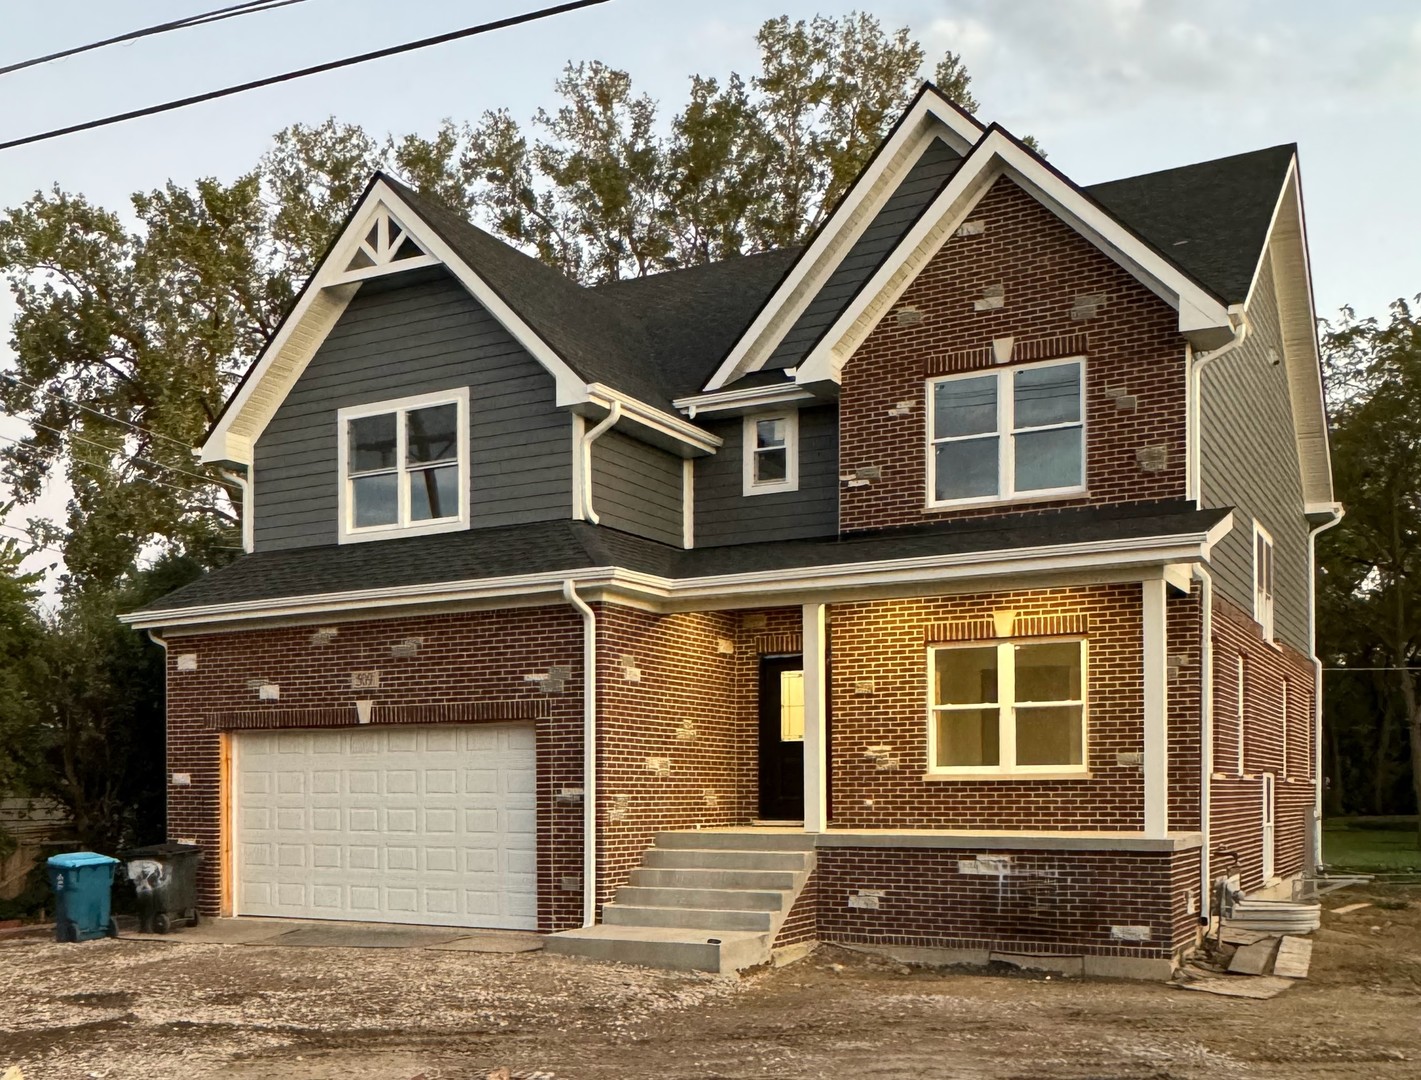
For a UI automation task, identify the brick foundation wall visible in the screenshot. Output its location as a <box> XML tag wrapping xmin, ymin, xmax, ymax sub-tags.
<box><xmin>1208</xmin><ymin>593</ymin><xmax>1317</xmax><ymax>893</ymax></box>
<box><xmin>838</xmin><ymin>176</ymin><xmax>1187</xmax><ymax>533</ymax></box>
<box><xmin>165</xmin><ymin>605</ymin><xmax>586</xmax><ymax>931</ymax></box>
<box><xmin>772</xmin><ymin>869</ymin><xmax>819</xmax><ymax>950</ymax></box>
<box><xmin>814</xmin><ymin>846</ymin><xmax>1194</xmax><ymax>961</ymax></box>
<box><xmin>827</xmin><ymin>584</ymin><xmax>1148</xmax><ymax>830</ymax></box>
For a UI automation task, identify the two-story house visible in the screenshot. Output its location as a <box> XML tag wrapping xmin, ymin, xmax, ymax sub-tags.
<box><xmin>123</xmin><ymin>85</ymin><xmax>1336</xmax><ymax>979</ymax></box>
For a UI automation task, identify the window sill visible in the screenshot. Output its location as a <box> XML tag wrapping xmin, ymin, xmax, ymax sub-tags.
<box><xmin>744</xmin><ymin>481</ymin><xmax>798</xmax><ymax>498</ymax></box>
<box><xmin>339</xmin><ymin>517</ymin><xmax>467</xmax><ymax>545</ymax></box>
<box><xmin>922</xmin><ymin>489</ymin><xmax>1088</xmax><ymax>515</ymax></box>
<box><xmin>923</xmin><ymin>770</ymin><xmax>1092</xmax><ymax>782</ymax></box>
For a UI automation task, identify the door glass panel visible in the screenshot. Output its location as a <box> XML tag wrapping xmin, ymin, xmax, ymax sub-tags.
<box><xmin>1015</xmin><ymin>704</ymin><xmax>1084</xmax><ymax>765</ymax></box>
<box><xmin>933</xmin><ymin>647</ymin><xmax>998</xmax><ymax>706</ymax></box>
<box><xmin>936</xmin><ymin>709</ymin><xmax>1000</xmax><ymax>767</ymax></box>
<box><xmin>779</xmin><ymin>670</ymin><xmax>805</xmax><ymax>742</ymax></box>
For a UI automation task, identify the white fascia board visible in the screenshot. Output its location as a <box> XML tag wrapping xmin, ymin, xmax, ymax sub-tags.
<box><xmin>797</xmin><ymin>131</ymin><xmax>1235</xmax><ymax>386</ymax></box>
<box><xmin>673</xmin><ymin>383</ymin><xmax>817</xmax><ymax>418</ymax></box>
<box><xmin>702</xmin><ymin>90</ymin><xmax>984</xmax><ymax>394</ymax></box>
<box><xmin>203</xmin><ymin>179</ymin><xmax>592</xmax><ymax>466</ymax></box>
<box><xmin>584</xmin><ymin>384</ymin><xmax>721</xmax><ymax>455</ymax></box>
<box><xmin>122</xmin><ymin>528</ymin><xmax>1219</xmax><ymax>631</ymax></box>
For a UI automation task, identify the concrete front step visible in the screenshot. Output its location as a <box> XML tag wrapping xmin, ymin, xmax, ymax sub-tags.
<box><xmin>602</xmin><ymin>904</ymin><xmax>774</xmax><ymax>932</ymax></box>
<box><xmin>654</xmin><ymin>830</ymin><xmax>816</xmax><ymax>852</ymax></box>
<box><xmin>615</xmin><ymin>884</ymin><xmax>787</xmax><ymax>912</ymax></box>
<box><xmin>544</xmin><ymin>925</ymin><xmax>769</xmax><ymax>973</ymax></box>
<box><xmin>642</xmin><ymin>847</ymin><xmax>811</xmax><ymax>872</ymax></box>
<box><xmin>629</xmin><ymin>867</ymin><xmax>801</xmax><ymax>891</ymax></box>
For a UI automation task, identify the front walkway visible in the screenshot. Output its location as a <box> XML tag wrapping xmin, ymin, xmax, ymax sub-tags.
<box><xmin>121</xmin><ymin>914</ymin><xmax>543</xmax><ymax>952</ymax></box>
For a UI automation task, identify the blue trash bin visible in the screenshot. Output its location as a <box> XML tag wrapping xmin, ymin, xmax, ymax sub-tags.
<box><xmin>46</xmin><ymin>852</ymin><xmax>120</xmax><ymax>942</ymax></box>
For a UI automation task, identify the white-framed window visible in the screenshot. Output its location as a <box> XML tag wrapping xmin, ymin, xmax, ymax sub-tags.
<box><xmin>1253</xmin><ymin>521</ymin><xmax>1275</xmax><ymax>641</ymax></box>
<box><xmin>926</xmin><ymin>357</ymin><xmax>1085</xmax><ymax>508</ymax></box>
<box><xmin>1236</xmin><ymin>654</ymin><xmax>1247</xmax><ymax>774</ymax></box>
<box><xmin>337</xmin><ymin>387</ymin><xmax>470</xmax><ymax>543</ymax></box>
<box><xmin>927</xmin><ymin>637</ymin><xmax>1087</xmax><ymax>776</ymax></box>
<box><xmin>742</xmin><ymin>411</ymin><xmax>798</xmax><ymax>495</ymax></box>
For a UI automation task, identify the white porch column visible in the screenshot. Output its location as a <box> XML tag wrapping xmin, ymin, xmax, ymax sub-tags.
<box><xmin>1142</xmin><ymin>577</ymin><xmax>1169</xmax><ymax>838</ymax></box>
<box><xmin>803</xmin><ymin>602</ymin><xmax>829</xmax><ymax>833</ymax></box>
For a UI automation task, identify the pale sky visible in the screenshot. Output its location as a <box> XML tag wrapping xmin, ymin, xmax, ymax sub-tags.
<box><xmin>2</xmin><ymin>0</ymin><xmax>1418</xmax><ymax>587</ymax></box>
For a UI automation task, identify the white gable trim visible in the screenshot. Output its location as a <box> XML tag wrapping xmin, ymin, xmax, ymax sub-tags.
<box><xmin>702</xmin><ymin>86</ymin><xmax>984</xmax><ymax>393</ymax></box>
<box><xmin>204</xmin><ymin>179</ymin><xmax>591</xmax><ymax>467</ymax></box>
<box><xmin>795</xmin><ymin>129</ymin><xmax>1236</xmax><ymax>386</ymax></box>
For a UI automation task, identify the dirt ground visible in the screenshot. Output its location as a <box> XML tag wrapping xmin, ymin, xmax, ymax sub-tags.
<box><xmin>3</xmin><ymin>886</ymin><xmax>1419</xmax><ymax>1080</ymax></box>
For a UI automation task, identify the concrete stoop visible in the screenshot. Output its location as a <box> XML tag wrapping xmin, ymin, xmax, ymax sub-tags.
<box><xmin>544</xmin><ymin>829</ymin><xmax>816</xmax><ymax>973</ymax></box>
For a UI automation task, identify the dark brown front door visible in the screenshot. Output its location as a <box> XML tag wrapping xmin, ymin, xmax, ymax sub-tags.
<box><xmin>758</xmin><ymin>655</ymin><xmax>804</xmax><ymax>820</ymax></box>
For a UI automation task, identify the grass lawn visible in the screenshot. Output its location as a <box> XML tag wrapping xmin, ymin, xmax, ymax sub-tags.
<box><xmin>1324</xmin><ymin>816</ymin><xmax>1421</xmax><ymax>872</ymax></box>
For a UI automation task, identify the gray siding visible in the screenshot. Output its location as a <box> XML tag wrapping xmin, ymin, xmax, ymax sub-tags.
<box><xmin>254</xmin><ymin>271</ymin><xmax>571</xmax><ymax>551</ymax></box>
<box><xmin>765</xmin><ymin>138</ymin><xmax>961</xmax><ymax>370</ymax></box>
<box><xmin>1200</xmin><ymin>253</ymin><xmax>1310</xmax><ymax>651</ymax></box>
<box><xmin>695</xmin><ymin>405</ymin><xmax>839</xmax><ymax>546</ymax></box>
<box><xmin>590</xmin><ymin>430</ymin><xmax>683</xmax><ymax>546</ymax></box>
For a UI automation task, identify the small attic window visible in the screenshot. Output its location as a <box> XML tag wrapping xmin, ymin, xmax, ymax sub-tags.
<box><xmin>342</xmin><ymin>206</ymin><xmax>430</xmax><ymax>277</ymax></box>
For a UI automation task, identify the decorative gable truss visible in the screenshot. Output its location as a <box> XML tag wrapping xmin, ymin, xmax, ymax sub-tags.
<box><xmin>337</xmin><ymin>205</ymin><xmax>439</xmax><ymax>281</ymax></box>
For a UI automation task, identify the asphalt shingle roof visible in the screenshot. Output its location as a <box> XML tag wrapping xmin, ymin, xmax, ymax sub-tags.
<box><xmin>136</xmin><ymin>502</ymin><xmax>1228</xmax><ymax>615</ymax></box>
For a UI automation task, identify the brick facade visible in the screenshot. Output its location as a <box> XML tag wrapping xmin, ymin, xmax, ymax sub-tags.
<box><xmin>839</xmin><ymin>176</ymin><xmax>1188</xmax><ymax>533</ymax></box>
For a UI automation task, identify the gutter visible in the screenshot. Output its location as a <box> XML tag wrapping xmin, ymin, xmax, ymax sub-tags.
<box><xmin>1192</xmin><ymin>564</ymin><xmax>1215</xmax><ymax>924</ymax></box>
<box><xmin>1187</xmin><ymin>309</ymin><xmax>1250</xmax><ymax>503</ymax></box>
<box><xmin>579</xmin><ymin>401</ymin><xmax>622</xmax><ymax>524</ymax></box>
<box><xmin>220</xmin><ymin>469</ymin><xmax>254</xmax><ymax>554</ymax></box>
<box><xmin>563</xmin><ymin>580</ymin><xmax>598</xmax><ymax>928</ymax></box>
<box><xmin>1307</xmin><ymin>503</ymin><xmax>1345</xmax><ymax>871</ymax></box>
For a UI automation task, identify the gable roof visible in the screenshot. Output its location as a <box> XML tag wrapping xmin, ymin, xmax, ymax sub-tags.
<box><xmin>1086</xmin><ymin>144</ymin><xmax>1297</xmax><ymax>306</ymax></box>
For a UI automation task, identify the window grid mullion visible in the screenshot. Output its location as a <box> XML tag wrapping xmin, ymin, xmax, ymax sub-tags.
<box><xmin>998</xmin><ymin>640</ymin><xmax>1016</xmax><ymax>770</ymax></box>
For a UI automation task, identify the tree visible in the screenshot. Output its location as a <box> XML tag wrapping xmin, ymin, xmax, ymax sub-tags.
<box><xmin>0</xmin><ymin>540</ymin><xmax>44</xmax><ymax>859</ymax></box>
<box><xmin>1319</xmin><ymin>297</ymin><xmax>1421</xmax><ymax>842</ymax></box>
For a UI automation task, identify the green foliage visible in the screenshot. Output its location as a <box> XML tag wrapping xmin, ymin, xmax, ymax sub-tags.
<box><xmin>1319</xmin><ymin>298</ymin><xmax>1421</xmax><ymax>836</ymax></box>
<box><xmin>0</xmin><ymin>541</ymin><xmax>44</xmax><ymax>857</ymax></box>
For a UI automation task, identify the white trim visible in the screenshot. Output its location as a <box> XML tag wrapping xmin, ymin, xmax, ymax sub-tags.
<box><xmin>1194</xmin><ymin>564</ymin><xmax>1215</xmax><ymax>921</ymax></box>
<box><xmin>674</xmin><ymin>383</ymin><xmax>815</xmax><ymax>418</ymax></box>
<box><xmin>121</xmin><ymin>518</ymin><xmax>1234</xmax><ymax>631</ymax></box>
<box><xmin>1261</xmin><ymin>771</ymin><xmax>1276</xmax><ymax>882</ymax></box>
<box><xmin>1236</xmin><ymin>652</ymin><xmax>1247</xmax><ymax>775</ymax></box>
<box><xmin>562</xmin><ymin>581</ymin><xmax>598</xmax><ymax>928</ymax></box>
<box><xmin>704</xmin><ymin>88</ymin><xmax>983</xmax><ymax>391</ymax></box>
<box><xmin>221</xmin><ymin>469</ymin><xmax>254</xmax><ymax>554</ymax></box>
<box><xmin>1252</xmin><ymin>519</ymin><xmax>1275</xmax><ymax>641</ymax></box>
<box><xmin>1306</xmin><ymin>505</ymin><xmax>1343</xmax><ymax>871</ymax></box>
<box><xmin>579</xmin><ymin>401</ymin><xmax>622</xmax><ymax>525</ymax></box>
<box><xmin>793</xmin><ymin>130</ymin><xmax>1234</xmax><ymax>389</ymax></box>
<box><xmin>336</xmin><ymin>387</ymin><xmax>469</xmax><ymax>545</ymax></box>
<box><xmin>569</xmin><ymin>413</ymin><xmax>586</xmax><ymax>521</ymax></box>
<box><xmin>585</xmin><ymin>384</ymin><xmax>720</xmax><ymax>456</ymax></box>
<box><xmin>1280</xmin><ymin>675</ymin><xmax>1289</xmax><ymax>777</ymax></box>
<box><xmin>925</xmin><ymin>357</ymin><xmax>1086</xmax><ymax>508</ymax></box>
<box><xmin>813</xmin><ymin>829</ymin><xmax>1203</xmax><ymax>852</ymax></box>
<box><xmin>1142</xmin><ymin>577</ymin><xmax>1169</xmax><ymax>838</ymax></box>
<box><xmin>802</xmin><ymin>603</ymin><xmax>829</xmax><ymax>833</ymax></box>
<box><xmin>742</xmin><ymin>410</ymin><xmax>799</xmax><ymax>496</ymax></box>
<box><xmin>682</xmin><ymin>458</ymin><xmax>694</xmax><ymax>549</ymax></box>
<box><xmin>927</xmin><ymin>636</ymin><xmax>1088</xmax><ymax>777</ymax></box>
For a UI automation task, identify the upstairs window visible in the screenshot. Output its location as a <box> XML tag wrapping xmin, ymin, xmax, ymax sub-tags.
<box><xmin>927</xmin><ymin>358</ymin><xmax>1085</xmax><ymax>507</ymax></box>
<box><xmin>928</xmin><ymin>638</ymin><xmax>1088</xmax><ymax>776</ymax></box>
<box><xmin>338</xmin><ymin>389</ymin><xmax>469</xmax><ymax>543</ymax></box>
<box><xmin>743</xmin><ymin>412</ymin><xmax>799</xmax><ymax>495</ymax></box>
<box><xmin>1254</xmin><ymin>522</ymin><xmax>1275</xmax><ymax>641</ymax></box>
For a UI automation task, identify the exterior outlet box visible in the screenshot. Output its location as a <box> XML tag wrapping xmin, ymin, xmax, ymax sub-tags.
<box><xmin>171</xmin><ymin>773</ymin><xmax>191</xmax><ymax>787</ymax></box>
<box><xmin>176</xmin><ymin>653</ymin><xmax>198</xmax><ymax>672</ymax></box>
<box><xmin>258</xmin><ymin>683</ymin><xmax>280</xmax><ymax>701</ymax></box>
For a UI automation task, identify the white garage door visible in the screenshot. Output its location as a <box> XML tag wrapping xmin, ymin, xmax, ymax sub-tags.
<box><xmin>234</xmin><ymin>723</ymin><xmax>536</xmax><ymax>929</ymax></box>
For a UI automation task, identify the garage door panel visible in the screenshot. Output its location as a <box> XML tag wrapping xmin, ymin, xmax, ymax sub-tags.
<box><xmin>235</xmin><ymin>722</ymin><xmax>537</xmax><ymax>929</ymax></box>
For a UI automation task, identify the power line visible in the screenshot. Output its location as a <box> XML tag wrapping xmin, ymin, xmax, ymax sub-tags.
<box><xmin>18</xmin><ymin>417</ymin><xmax>221</xmax><ymax>487</ymax></box>
<box><xmin>1323</xmin><ymin>667</ymin><xmax>1421</xmax><ymax>673</ymax></box>
<box><xmin>0</xmin><ymin>0</ymin><xmax>614</xmax><ymax>153</ymax></box>
<box><xmin>0</xmin><ymin>1</ymin><xmax>308</xmax><ymax>79</ymax></box>
<box><xmin>0</xmin><ymin>426</ymin><xmax>220</xmax><ymax>495</ymax></box>
<box><xmin>0</xmin><ymin>372</ymin><xmax>202</xmax><ymax>454</ymax></box>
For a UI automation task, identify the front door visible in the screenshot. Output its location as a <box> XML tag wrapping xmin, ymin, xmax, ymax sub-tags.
<box><xmin>1262</xmin><ymin>772</ymin><xmax>1276</xmax><ymax>881</ymax></box>
<box><xmin>758</xmin><ymin>656</ymin><xmax>805</xmax><ymax>820</ymax></box>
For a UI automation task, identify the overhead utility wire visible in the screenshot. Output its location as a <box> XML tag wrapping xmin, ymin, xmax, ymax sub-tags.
<box><xmin>0</xmin><ymin>1</ymin><xmax>308</xmax><ymax>78</ymax></box>
<box><xmin>0</xmin><ymin>372</ymin><xmax>202</xmax><ymax>455</ymax></box>
<box><xmin>0</xmin><ymin>418</ymin><xmax>220</xmax><ymax>488</ymax></box>
<box><xmin>0</xmin><ymin>0</ymin><xmax>614</xmax><ymax>152</ymax></box>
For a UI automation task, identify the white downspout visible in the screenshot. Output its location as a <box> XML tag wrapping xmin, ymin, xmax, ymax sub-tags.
<box><xmin>1192</xmin><ymin>565</ymin><xmax>1214</xmax><ymax>924</ymax></box>
<box><xmin>220</xmin><ymin>468</ymin><xmax>254</xmax><ymax>554</ymax></box>
<box><xmin>563</xmin><ymin>579</ymin><xmax>598</xmax><ymax>928</ymax></box>
<box><xmin>1307</xmin><ymin>505</ymin><xmax>1345</xmax><ymax>871</ymax></box>
<box><xmin>1187</xmin><ymin>311</ymin><xmax>1251</xmax><ymax>503</ymax></box>
<box><xmin>579</xmin><ymin>402</ymin><xmax>622</xmax><ymax>524</ymax></box>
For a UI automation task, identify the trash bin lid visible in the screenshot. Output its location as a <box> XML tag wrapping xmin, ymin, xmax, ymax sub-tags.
<box><xmin>48</xmin><ymin>851</ymin><xmax>119</xmax><ymax>869</ymax></box>
<box><xmin>122</xmin><ymin>842</ymin><xmax>201</xmax><ymax>860</ymax></box>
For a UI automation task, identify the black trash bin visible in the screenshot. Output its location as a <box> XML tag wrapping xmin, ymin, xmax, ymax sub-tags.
<box><xmin>122</xmin><ymin>843</ymin><xmax>202</xmax><ymax>934</ymax></box>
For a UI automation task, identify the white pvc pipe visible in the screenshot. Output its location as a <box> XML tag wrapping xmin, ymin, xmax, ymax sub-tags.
<box><xmin>1187</xmin><ymin>312</ymin><xmax>1250</xmax><ymax>503</ymax></box>
<box><xmin>579</xmin><ymin>401</ymin><xmax>622</xmax><ymax>524</ymax></box>
<box><xmin>1193</xmin><ymin>564</ymin><xmax>1214</xmax><ymax>923</ymax></box>
<box><xmin>1307</xmin><ymin>506</ymin><xmax>1345</xmax><ymax>871</ymax></box>
<box><xmin>220</xmin><ymin>469</ymin><xmax>254</xmax><ymax>553</ymax></box>
<box><xmin>563</xmin><ymin>579</ymin><xmax>598</xmax><ymax>928</ymax></box>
